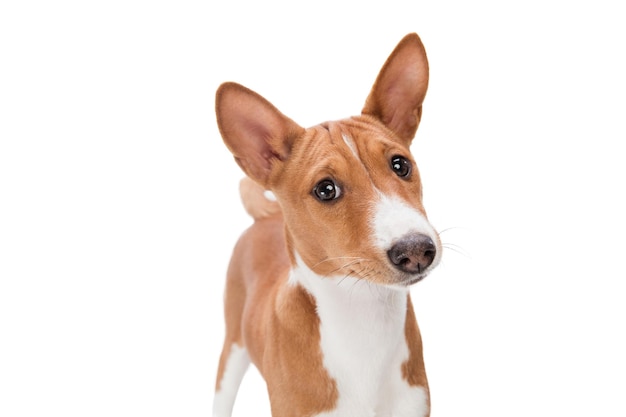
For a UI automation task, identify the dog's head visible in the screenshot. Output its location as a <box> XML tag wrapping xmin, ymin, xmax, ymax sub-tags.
<box><xmin>216</xmin><ymin>33</ymin><xmax>441</xmax><ymax>287</ymax></box>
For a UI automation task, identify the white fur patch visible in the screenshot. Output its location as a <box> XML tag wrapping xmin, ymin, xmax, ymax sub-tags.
<box><xmin>263</xmin><ymin>190</ymin><xmax>276</xmax><ymax>201</ymax></box>
<box><xmin>290</xmin><ymin>256</ymin><xmax>429</xmax><ymax>417</ymax></box>
<box><xmin>342</xmin><ymin>133</ymin><xmax>359</xmax><ymax>158</ymax></box>
<box><xmin>371</xmin><ymin>191</ymin><xmax>441</xmax><ymax>270</ymax></box>
<box><xmin>212</xmin><ymin>344</ymin><xmax>250</xmax><ymax>417</ymax></box>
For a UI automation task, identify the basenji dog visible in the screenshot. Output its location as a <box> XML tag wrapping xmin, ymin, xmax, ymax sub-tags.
<box><xmin>213</xmin><ymin>33</ymin><xmax>442</xmax><ymax>417</ymax></box>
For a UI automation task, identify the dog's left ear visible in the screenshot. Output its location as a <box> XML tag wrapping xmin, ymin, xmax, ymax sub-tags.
<box><xmin>362</xmin><ymin>33</ymin><xmax>429</xmax><ymax>144</ymax></box>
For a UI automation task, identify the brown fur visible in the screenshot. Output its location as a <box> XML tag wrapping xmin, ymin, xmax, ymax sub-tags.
<box><xmin>220</xmin><ymin>211</ymin><xmax>339</xmax><ymax>416</ymax></box>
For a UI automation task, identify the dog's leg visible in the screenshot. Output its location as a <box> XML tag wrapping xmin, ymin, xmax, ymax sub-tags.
<box><xmin>212</xmin><ymin>341</ymin><xmax>250</xmax><ymax>417</ymax></box>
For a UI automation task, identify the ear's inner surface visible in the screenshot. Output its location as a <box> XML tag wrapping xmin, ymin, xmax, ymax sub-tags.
<box><xmin>362</xmin><ymin>33</ymin><xmax>429</xmax><ymax>145</ymax></box>
<box><xmin>215</xmin><ymin>82</ymin><xmax>304</xmax><ymax>186</ymax></box>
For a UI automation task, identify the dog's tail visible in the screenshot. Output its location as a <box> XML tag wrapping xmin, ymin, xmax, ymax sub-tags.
<box><xmin>239</xmin><ymin>177</ymin><xmax>281</xmax><ymax>220</ymax></box>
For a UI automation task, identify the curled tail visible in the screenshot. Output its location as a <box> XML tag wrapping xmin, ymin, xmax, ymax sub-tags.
<box><xmin>239</xmin><ymin>177</ymin><xmax>281</xmax><ymax>220</ymax></box>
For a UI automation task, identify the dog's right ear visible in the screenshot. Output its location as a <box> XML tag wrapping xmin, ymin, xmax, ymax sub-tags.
<box><xmin>216</xmin><ymin>82</ymin><xmax>305</xmax><ymax>186</ymax></box>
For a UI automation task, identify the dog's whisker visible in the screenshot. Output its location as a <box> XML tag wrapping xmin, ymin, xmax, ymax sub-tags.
<box><xmin>319</xmin><ymin>258</ymin><xmax>376</xmax><ymax>280</ymax></box>
<box><xmin>438</xmin><ymin>226</ymin><xmax>469</xmax><ymax>235</ymax></box>
<box><xmin>327</xmin><ymin>262</ymin><xmax>365</xmax><ymax>279</ymax></box>
<box><xmin>337</xmin><ymin>264</ymin><xmax>369</xmax><ymax>287</ymax></box>
<box><xmin>312</xmin><ymin>256</ymin><xmax>362</xmax><ymax>269</ymax></box>
<box><xmin>337</xmin><ymin>270</ymin><xmax>358</xmax><ymax>287</ymax></box>
<box><xmin>443</xmin><ymin>242</ymin><xmax>471</xmax><ymax>258</ymax></box>
<box><xmin>347</xmin><ymin>275</ymin><xmax>367</xmax><ymax>296</ymax></box>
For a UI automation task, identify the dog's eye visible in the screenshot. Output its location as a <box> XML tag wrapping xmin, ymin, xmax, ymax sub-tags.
<box><xmin>390</xmin><ymin>155</ymin><xmax>411</xmax><ymax>178</ymax></box>
<box><xmin>313</xmin><ymin>179</ymin><xmax>341</xmax><ymax>202</ymax></box>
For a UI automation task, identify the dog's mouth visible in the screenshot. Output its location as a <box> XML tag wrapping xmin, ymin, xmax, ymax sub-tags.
<box><xmin>405</xmin><ymin>274</ymin><xmax>428</xmax><ymax>286</ymax></box>
<box><xmin>378</xmin><ymin>270</ymin><xmax>431</xmax><ymax>290</ymax></box>
<box><xmin>396</xmin><ymin>269</ymin><xmax>432</xmax><ymax>287</ymax></box>
<box><xmin>330</xmin><ymin>254</ymin><xmax>435</xmax><ymax>289</ymax></box>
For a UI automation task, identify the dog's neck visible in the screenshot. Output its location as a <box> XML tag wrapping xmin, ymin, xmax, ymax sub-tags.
<box><xmin>289</xmin><ymin>252</ymin><xmax>409</xmax><ymax>307</ymax></box>
<box><xmin>289</xmin><ymin>253</ymin><xmax>409</xmax><ymax>352</ymax></box>
<box><xmin>288</xmin><ymin>254</ymin><xmax>423</xmax><ymax>415</ymax></box>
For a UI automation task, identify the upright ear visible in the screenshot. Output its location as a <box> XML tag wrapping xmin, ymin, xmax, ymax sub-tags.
<box><xmin>362</xmin><ymin>33</ymin><xmax>429</xmax><ymax>144</ymax></box>
<box><xmin>215</xmin><ymin>82</ymin><xmax>305</xmax><ymax>186</ymax></box>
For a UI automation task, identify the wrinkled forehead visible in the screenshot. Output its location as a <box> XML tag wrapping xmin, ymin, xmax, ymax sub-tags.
<box><xmin>296</xmin><ymin>117</ymin><xmax>412</xmax><ymax>169</ymax></box>
<box><xmin>323</xmin><ymin>116</ymin><xmax>408</xmax><ymax>152</ymax></box>
<box><xmin>271</xmin><ymin>116</ymin><xmax>420</xmax><ymax>199</ymax></box>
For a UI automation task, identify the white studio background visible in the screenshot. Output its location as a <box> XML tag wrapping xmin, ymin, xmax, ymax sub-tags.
<box><xmin>1</xmin><ymin>1</ymin><xmax>625</xmax><ymax>416</ymax></box>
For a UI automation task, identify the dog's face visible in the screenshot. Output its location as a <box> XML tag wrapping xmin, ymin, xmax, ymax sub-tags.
<box><xmin>216</xmin><ymin>33</ymin><xmax>441</xmax><ymax>287</ymax></box>
<box><xmin>269</xmin><ymin>117</ymin><xmax>441</xmax><ymax>287</ymax></box>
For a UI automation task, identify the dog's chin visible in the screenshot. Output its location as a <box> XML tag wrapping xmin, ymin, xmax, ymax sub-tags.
<box><xmin>405</xmin><ymin>274</ymin><xmax>428</xmax><ymax>286</ymax></box>
<box><xmin>382</xmin><ymin>272</ymin><xmax>430</xmax><ymax>291</ymax></box>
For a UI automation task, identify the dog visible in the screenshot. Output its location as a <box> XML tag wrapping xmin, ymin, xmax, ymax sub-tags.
<box><xmin>212</xmin><ymin>33</ymin><xmax>442</xmax><ymax>417</ymax></box>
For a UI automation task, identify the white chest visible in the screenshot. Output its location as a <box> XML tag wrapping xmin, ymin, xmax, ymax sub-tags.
<box><xmin>291</xmin><ymin>264</ymin><xmax>429</xmax><ymax>417</ymax></box>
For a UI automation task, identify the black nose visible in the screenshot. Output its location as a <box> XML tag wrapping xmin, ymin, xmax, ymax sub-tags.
<box><xmin>387</xmin><ymin>234</ymin><xmax>436</xmax><ymax>274</ymax></box>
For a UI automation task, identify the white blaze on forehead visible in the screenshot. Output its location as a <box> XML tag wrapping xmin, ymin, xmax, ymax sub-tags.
<box><xmin>372</xmin><ymin>191</ymin><xmax>438</xmax><ymax>250</ymax></box>
<box><xmin>342</xmin><ymin>133</ymin><xmax>359</xmax><ymax>158</ymax></box>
